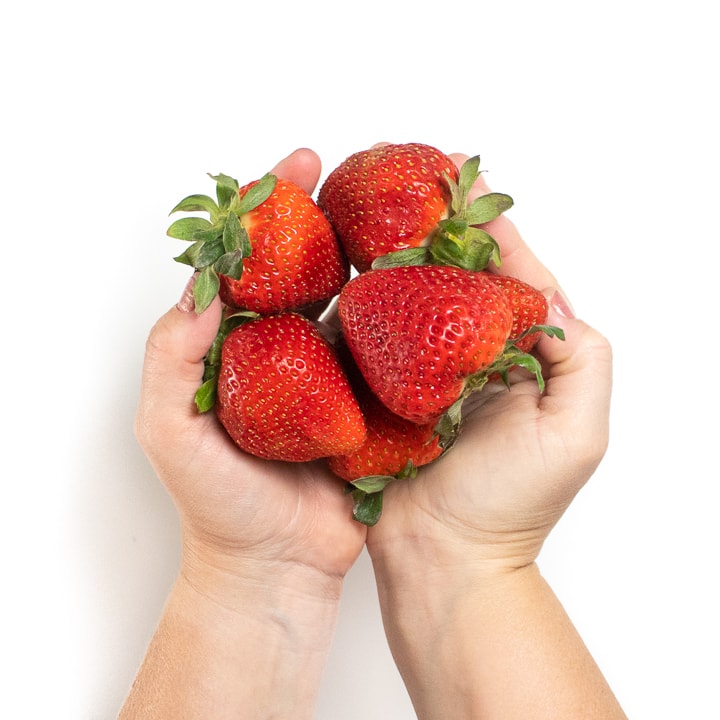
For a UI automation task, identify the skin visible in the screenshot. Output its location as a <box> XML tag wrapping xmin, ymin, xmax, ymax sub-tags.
<box><xmin>119</xmin><ymin>147</ymin><xmax>626</xmax><ymax>719</ymax></box>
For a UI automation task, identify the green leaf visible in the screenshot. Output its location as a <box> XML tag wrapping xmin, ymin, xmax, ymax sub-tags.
<box><xmin>443</xmin><ymin>171</ymin><xmax>462</xmax><ymax>215</ymax></box>
<box><xmin>223</xmin><ymin>210</ymin><xmax>252</xmax><ymax>256</ymax></box>
<box><xmin>434</xmin><ymin>397</ymin><xmax>465</xmax><ymax>443</ymax></box>
<box><xmin>213</xmin><ymin>249</ymin><xmax>246</xmax><ymax>280</ymax></box>
<box><xmin>351</xmin><ymin>489</ymin><xmax>384</xmax><ymax>526</ymax></box>
<box><xmin>210</xmin><ymin>173</ymin><xmax>240</xmax><ymax>210</ymax></box>
<box><xmin>169</xmin><ymin>193</ymin><xmax>220</xmax><ymax>220</ymax></box>
<box><xmin>193</xmin><ymin>266</ymin><xmax>220</xmax><ymax>314</ymax></box>
<box><xmin>167</xmin><ymin>216</ymin><xmax>213</xmax><ymax>240</ymax></box>
<box><xmin>461</xmin><ymin>227</ymin><xmax>501</xmax><ymax>271</ymax></box>
<box><xmin>194</xmin><ymin>377</ymin><xmax>217</xmax><ymax>413</ymax></box>
<box><xmin>235</xmin><ymin>173</ymin><xmax>277</xmax><ymax>215</ymax></box>
<box><xmin>174</xmin><ymin>239</ymin><xmax>212</xmax><ymax>267</ymax></box>
<box><xmin>508</xmin><ymin>353</ymin><xmax>546</xmax><ymax>392</ymax></box>
<box><xmin>173</xmin><ymin>247</ymin><xmax>196</xmax><ymax>267</ymax></box>
<box><xmin>190</xmin><ymin>225</ymin><xmax>224</xmax><ymax>243</ymax></box>
<box><xmin>371</xmin><ymin>247</ymin><xmax>432</xmax><ymax>269</ymax></box>
<box><xmin>513</xmin><ymin>324</ymin><xmax>566</xmax><ymax>343</ymax></box>
<box><xmin>458</xmin><ymin>155</ymin><xmax>481</xmax><ymax>196</ymax></box>
<box><xmin>193</xmin><ymin>236</ymin><xmax>225</xmax><ymax>268</ymax></box>
<box><xmin>351</xmin><ymin>475</ymin><xmax>396</xmax><ymax>494</ymax></box>
<box><xmin>465</xmin><ymin>192</ymin><xmax>514</xmax><ymax>225</ymax></box>
<box><xmin>396</xmin><ymin>459</ymin><xmax>419</xmax><ymax>480</ymax></box>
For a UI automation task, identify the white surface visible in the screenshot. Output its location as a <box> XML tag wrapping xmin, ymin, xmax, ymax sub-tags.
<box><xmin>2</xmin><ymin>1</ymin><xmax>718</xmax><ymax>718</ymax></box>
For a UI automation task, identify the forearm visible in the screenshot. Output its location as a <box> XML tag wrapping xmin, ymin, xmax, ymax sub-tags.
<box><xmin>118</xmin><ymin>552</ymin><xmax>343</xmax><ymax>719</ymax></box>
<box><xmin>371</xmin><ymin>552</ymin><xmax>626</xmax><ymax>720</ymax></box>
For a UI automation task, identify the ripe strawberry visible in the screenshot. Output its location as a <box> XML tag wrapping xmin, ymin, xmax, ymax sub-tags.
<box><xmin>318</xmin><ymin>143</ymin><xmax>457</xmax><ymax>272</ymax></box>
<box><xmin>327</xmin><ymin>338</ymin><xmax>444</xmax><ymax>482</ymax></box>
<box><xmin>337</xmin><ymin>264</ymin><xmax>514</xmax><ymax>425</ymax></box>
<box><xmin>318</xmin><ymin>143</ymin><xmax>513</xmax><ymax>273</ymax></box>
<box><xmin>168</xmin><ymin>172</ymin><xmax>348</xmax><ymax>314</ymax></box>
<box><xmin>482</xmin><ymin>273</ymin><xmax>549</xmax><ymax>352</ymax></box>
<box><xmin>214</xmin><ymin>312</ymin><xmax>366</xmax><ymax>462</ymax></box>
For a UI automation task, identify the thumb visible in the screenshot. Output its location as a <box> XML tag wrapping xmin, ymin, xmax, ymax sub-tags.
<box><xmin>135</xmin><ymin>274</ymin><xmax>223</xmax><ymax>444</ymax></box>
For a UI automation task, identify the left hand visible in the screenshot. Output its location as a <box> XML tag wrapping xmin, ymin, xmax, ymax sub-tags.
<box><xmin>134</xmin><ymin>149</ymin><xmax>366</xmax><ymax>598</ymax></box>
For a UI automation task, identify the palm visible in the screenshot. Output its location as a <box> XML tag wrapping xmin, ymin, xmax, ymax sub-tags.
<box><xmin>367</xmin><ymin>330</ymin><xmax>609</xmax><ymax>568</ymax></box>
<box><xmin>171</xmin><ymin>410</ymin><xmax>366</xmax><ymax>577</ymax></box>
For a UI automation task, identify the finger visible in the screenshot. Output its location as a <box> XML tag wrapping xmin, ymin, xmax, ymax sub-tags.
<box><xmin>135</xmin><ymin>275</ymin><xmax>223</xmax><ymax>443</ymax></box>
<box><xmin>269</xmin><ymin>148</ymin><xmax>322</xmax><ymax>195</ymax></box>
<box><xmin>537</xmin><ymin>295</ymin><xmax>613</xmax><ymax>466</ymax></box>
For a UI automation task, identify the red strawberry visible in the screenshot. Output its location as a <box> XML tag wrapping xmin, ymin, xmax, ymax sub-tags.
<box><xmin>318</xmin><ymin>143</ymin><xmax>513</xmax><ymax>273</ymax></box>
<box><xmin>318</xmin><ymin>143</ymin><xmax>458</xmax><ymax>272</ymax></box>
<box><xmin>328</xmin><ymin>389</ymin><xmax>443</xmax><ymax>481</ymax></box>
<box><xmin>337</xmin><ymin>264</ymin><xmax>514</xmax><ymax>425</ymax></box>
<box><xmin>482</xmin><ymin>273</ymin><xmax>549</xmax><ymax>352</ymax></box>
<box><xmin>214</xmin><ymin>312</ymin><xmax>366</xmax><ymax>462</ymax></box>
<box><xmin>168</xmin><ymin>172</ymin><xmax>348</xmax><ymax>314</ymax></box>
<box><xmin>327</xmin><ymin>338</ymin><xmax>444</xmax><ymax>482</ymax></box>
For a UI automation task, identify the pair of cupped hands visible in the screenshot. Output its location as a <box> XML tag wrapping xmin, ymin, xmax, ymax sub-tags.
<box><xmin>134</xmin><ymin>146</ymin><xmax>613</xmax><ymax>599</ymax></box>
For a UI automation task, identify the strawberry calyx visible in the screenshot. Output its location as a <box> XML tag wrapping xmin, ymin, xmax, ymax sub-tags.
<box><xmin>168</xmin><ymin>173</ymin><xmax>277</xmax><ymax>313</ymax></box>
<box><xmin>433</xmin><ymin>324</ymin><xmax>566</xmax><ymax>438</ymax></box>
<box><xmin>348</xmin><ymin>460</ymin><xmax>418</xmax><ymax>526</ymax></box>
<box><xmin>194</xmin><ymin>309</ymin><xmax>260</xmax><ymax>412</ymax></box>
<box><xmin>371</xmin><ymin>155</ymin><xmax>513</xmax><ymax>273</ymax></box>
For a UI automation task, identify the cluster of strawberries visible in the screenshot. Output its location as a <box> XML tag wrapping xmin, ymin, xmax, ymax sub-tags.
<box><xmin>167</xmin><ymin>143</ymin><xmax>562</xmax><ymax>525</ymax></box>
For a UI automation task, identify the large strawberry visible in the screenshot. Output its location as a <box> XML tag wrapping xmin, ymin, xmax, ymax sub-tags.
<box><xmin>213</xmin><ymin>312</ymin><xmax>366</xmax><ymax>462</ymax></box>
<box><xmin>168</xmin><ymin>172</ymin><xmax>348</xmax><ymax>314</ymax></box>
<box><xmin>337</xmin><ymin>264</ymin><xmax>515</xmax><ymax>425</ymax></box>
<box><xmin>318</xmin><ymin>143</ymin><xmax>513</xmax><ymax>273</ymax></box>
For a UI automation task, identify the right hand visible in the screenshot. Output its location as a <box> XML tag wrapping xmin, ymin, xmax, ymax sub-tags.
<box><xmin>366</xmin><ymin>153</ymin><xmax>613</xmax><ymax>573</ymax></box>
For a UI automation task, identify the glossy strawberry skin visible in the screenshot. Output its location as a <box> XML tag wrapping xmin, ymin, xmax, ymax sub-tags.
<box><xmin>219</xmin><ymin>179</ymin><xmax>349</xmax><ymax>314</ymax></box>
<box><xmin>482</xmin><ymin>273</ymin><xmax>548</xmax><ymax>352</ymax></box>
<box><xmin>327</xmin><ymin>339</ymin><xmax>443</xmax><ymax>481</ymax></box>
<box><xmin>215</xmin><ymin>312</ymin><xmax>366</xmax><ymax>462</ymax></box>
<box><xmin>317</xmin><ymin>143</ymin><xmax>459</xmax><ymax>272</ymax></box>
<box><xmin>337</xmin><ymin>265</ymin><xmax>514</xmax><ymax>424</ymax></box>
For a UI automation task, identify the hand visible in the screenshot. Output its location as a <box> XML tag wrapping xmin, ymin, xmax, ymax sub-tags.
<box><xmin>366</xmin><ymin>152</ymin><xmax>613</xmax><ymax>572</ymax></box>
<box><xmin>360</xmin><ymin>152</ymin><xmax>623</xmax><ymax>720</ymax></box>
<box><xmin>135</xmin><ymin>148</ymin><xmax>366</xmax><ymax>596</ymax></box>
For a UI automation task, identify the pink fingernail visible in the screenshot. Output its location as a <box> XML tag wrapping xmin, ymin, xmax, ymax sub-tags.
<box><xmin>550</xmin><ymin>289</ymin><xmax>575</xmax><ymax>319</ymax></box>
<box><xmin>176</xmin><ymin>274</ymin><xmax>197</xmax><ymax>313</ymax></box>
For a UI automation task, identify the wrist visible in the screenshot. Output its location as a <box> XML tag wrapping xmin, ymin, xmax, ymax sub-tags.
<box><xmin>367</xmin><ymin>520</ymin><xmax>542</xmax><ymax>590</ymax></box>
<box><xmin>131</xmin><ymin>544</ymin><xmax>345</xmax><ymax>719</ymax></box>
<box><xmin>180</xmin><ymin>533</ymin><xmax>345</xmax><ymax>617</ymax></box>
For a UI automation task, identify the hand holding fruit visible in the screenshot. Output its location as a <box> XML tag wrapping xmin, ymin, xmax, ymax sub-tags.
<box><xmin>366</xmin><ymin>155</ymin><xmax>613</xmax><ymax>575</ymax></box>
<box><xmin>126</xmin><ymin>145</ymin><xmax>623</xmax><ymax>720</ymax></box>
<box><xmin>134</xmin><ymin>149</ymin><xmax>367</xmax><ymax>595</ymax></box>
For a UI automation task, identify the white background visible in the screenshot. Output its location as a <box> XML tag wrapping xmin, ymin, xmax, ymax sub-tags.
<box><xmin>2</xmin><ymin>1</ymin><xmax>718</xmax><ymax>718</ymax></box>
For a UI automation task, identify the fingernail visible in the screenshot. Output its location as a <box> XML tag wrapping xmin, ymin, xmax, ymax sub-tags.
<box><xmin>176</xmin><ymin>274</ymin><xmax>197</xmax><ymax>313</ymax></box>
<box><xmin>550</xmin><ymin>288</ymin><xmax>575</xmax><ymax>319</ymax></box>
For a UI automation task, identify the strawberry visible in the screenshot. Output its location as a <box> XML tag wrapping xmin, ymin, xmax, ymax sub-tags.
<box><xmin>327</xmin><ymin>338</ymin><xmax>444</xmax><ymax>482</ymax></box>
<box><xmin>318</xmin><ymin>143</ymin><xmax>513</xmax><ymax>273</ymax></box>
<box><xmin>168</xmin><ymin>172</ymin><xmax>348</xmax><ymax>314</ymax></box>
<box><xmin>328</xmin><ymin>388</ymin><xmax>443</xmax><ymax>481</ymax></box>
<box><xmin>213</xmin><ymin>312</ymin><xmax>366</xmax><ymax>462</ymax></box>
<box><xmin>337</xmin><ymin>264</ymin><xmax>514</xmax><ymax>425</ymax></box>
<box><xmin>329</xmin><ymin>384</ymin><xmax>445</xmax><ymax>526</ymax></box>
<box><xmin>482</xmin><ymin>273</ymin><xmax>549</xmax><ymax>352</ymax></box>
<box><xmin>326</xmin><ymin>337</ymin><xmax>445</xmax><ymax>526</ymax></box>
